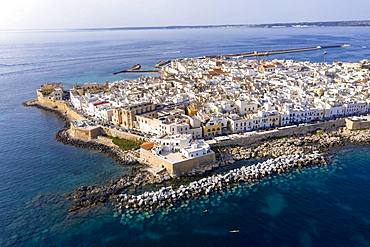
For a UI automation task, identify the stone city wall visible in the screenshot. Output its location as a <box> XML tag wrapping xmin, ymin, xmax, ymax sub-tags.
<box><xmin>102</xmin><ymin>127</ymin><xmax>146</xmax><ymax>142</ymax></box>
<box><xmin>37</xmin><ymin>96</ymin><xmax>84</xmax><ymax>121</ymax></box>
<box><xmin>211</xmin><ymin>119</ymin><xmax>346</xmax><ymax>148</ymax></box>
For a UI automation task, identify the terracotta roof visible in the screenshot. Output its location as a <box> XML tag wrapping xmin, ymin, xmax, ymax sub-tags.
<box><xmin>93</xmin><ymin>101</ymin><xmax>109</xmax><ymax>106</ymax></box>
<box><xmin>140</xmin><ymin>142</ymin><xmax>154</xmax><ymax>150</ymax></box>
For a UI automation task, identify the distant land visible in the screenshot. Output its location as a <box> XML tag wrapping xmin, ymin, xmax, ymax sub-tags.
<box><xmin>71</xmin><ymin>20</ymin><xmax>370</xmax><ymax>31</ymax></box>
<box><xmin>2</xmin><ymin>20</ymin><xmax>369</xmax><ymax>32</ymax></box>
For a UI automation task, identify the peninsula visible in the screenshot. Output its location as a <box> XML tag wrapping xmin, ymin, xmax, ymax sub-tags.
<box><xmin>24</xmin><ymin>51</ymin><xmax>370</xmax><ymax>213</ymax></box>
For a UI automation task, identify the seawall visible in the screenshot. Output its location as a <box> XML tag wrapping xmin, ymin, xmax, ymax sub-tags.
<box><xmin>211</xmin><ymin>119</ymin><xmax>345</xmax><ymax>148</ymax></box>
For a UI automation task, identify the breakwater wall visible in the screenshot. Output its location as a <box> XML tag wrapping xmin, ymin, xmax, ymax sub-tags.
<box><xmin>113</xmin><ymin>153</ymin><xmax>325</xmax><ymax>213</ymax></box>
<box><xmin>211</xmin><ymin>119</ymin><xmax>345</xmax><ymax>148</ymax></box>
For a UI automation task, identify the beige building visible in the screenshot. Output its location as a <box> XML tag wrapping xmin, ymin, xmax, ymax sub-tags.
<box><xmin>70</xmin><ymin>122</ymin><xmax>102</xmax><ymax>141</ymax></box>
<box><xmin>112</xmin><ymin>102</ymin><xmax>156</xmax><ymax>128</ymax></box>
<box><xmin>136</xmin><ymin>113</ymin><xmax>203</xmax><ymax>139</ymax></box>
<box><xmin>36</xmin><ymin>83</ymin><xmax>64</xmax><ymax>102</ymax></box>
<box><xmin>345</xmin><ymin>116</ymin><xmax>370</xmax><ymax>130</ymax></box>
<box><xmin>140</xmin><ymin>135</ymin><xmax>216</xmax><ymax>177</ymax></box>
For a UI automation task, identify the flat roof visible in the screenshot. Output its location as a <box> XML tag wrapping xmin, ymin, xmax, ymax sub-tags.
<box><xmin>160</xmin><ymin>152</ymin><xmax>186</xmax><ymax>163</ymax></box>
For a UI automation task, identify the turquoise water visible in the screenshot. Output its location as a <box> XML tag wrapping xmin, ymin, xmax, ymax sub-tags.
<box><xmin>0</xmin><ymin>27</ymin><xmax>370</xmax><ymax>246</ymax></box>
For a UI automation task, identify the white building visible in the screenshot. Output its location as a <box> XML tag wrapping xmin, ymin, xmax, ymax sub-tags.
<box><xmin>154</xmin><ymin>134</ymin><xmax>192</xmax><ymax>152</ymax></box>
<box><xmin>235</xmin><ymin>100</ymin><xmax>258</xmax><ymax>115</ymax></box>
<box><xmin>181</xmin><ymin>139</ymin><xmax>211</xmax><ymax>159</ymax></box>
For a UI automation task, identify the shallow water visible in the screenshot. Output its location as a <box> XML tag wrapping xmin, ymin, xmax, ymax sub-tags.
<box><xmin>0</xmin><ymin>27</ymin><xmax>370</xmax><ymax>246</ymax></box>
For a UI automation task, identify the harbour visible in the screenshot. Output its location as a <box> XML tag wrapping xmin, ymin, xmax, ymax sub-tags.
<box><xmin>113</xmin><ymin>44</ymin><xmax>350</xmax><ymax>75</ymax></box>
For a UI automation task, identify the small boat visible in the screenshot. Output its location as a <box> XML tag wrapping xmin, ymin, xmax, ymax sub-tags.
<box><xmin>323</xmin><ymin>51</ymin><xmax>328</xmax><ymax>55</ymax></box>
<box><xmin>203</xmin><ymin>209</ymin><xmax>208</xmax><ymax>213</ymax></box>
<box><xmin>229</xmin><ymin>229</ymin><xmax>240</xmax><ymax>233</ymax></box>
<box><xmin>155</xmin><ymin>60</ymin><xmax>170</xmax><ymax>68</ymax></box>
<box><xmin>128</xmin><ymin>64</ymin><xmax>141</xmax><ymax>71</ymax></box>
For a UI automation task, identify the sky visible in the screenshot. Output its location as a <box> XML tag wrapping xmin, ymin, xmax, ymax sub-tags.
<box><xmin>0</xmin><ymin>0</ymin><xmax>369</xmax><ymax>29</ymax></box>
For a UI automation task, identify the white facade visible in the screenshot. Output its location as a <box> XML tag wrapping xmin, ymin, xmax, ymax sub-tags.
<box><xmin>70</xmin><ymin>91</ymin><xmax>82</xmax><ymax>109</ymax></box>
<box><xmin>181</xmin><ymin>139</ymin><xmax>211</xmax><ymax>159</ymax></box>
<box><xmin>235</xmin><ymin>100</ymin><xmax>258</xmax><ymax>115</ymax></box>
<box><xmin>155</xmin><ymin>134</ymin><xmax>192</xmax><ymax>152</ymax></box>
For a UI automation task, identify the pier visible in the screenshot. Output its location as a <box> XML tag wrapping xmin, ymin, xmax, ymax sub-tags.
<box><xmin>218</xmin><ymin>44</ymin><xmax>350</xmax><ymax>59</ymax></box>
<box><xmin>113</xmin><ymin>69</ymin><xmax>159</xmax><ymax>75</ymax></box>
<box><xmin>113</xmin><ymin>44</ymin><xmax>350</xmax><ymax>74</ymax></box>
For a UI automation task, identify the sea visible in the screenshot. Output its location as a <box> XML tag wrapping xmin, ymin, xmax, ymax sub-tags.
<box><xmin>0</xmin><ymin>26</ymin><xmax>370</xmax><ymax>247</ymax></box>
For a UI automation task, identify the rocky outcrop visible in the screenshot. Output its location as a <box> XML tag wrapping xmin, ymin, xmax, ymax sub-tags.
<box><xmin>218</xmin><ymin>128</ymin><xmax>370</xmax><ymax>162</ymax></box>
<box><xmin>66</xmin><ymin>169</ymin><xmax>156</xmax><ymax>212</ymax></box>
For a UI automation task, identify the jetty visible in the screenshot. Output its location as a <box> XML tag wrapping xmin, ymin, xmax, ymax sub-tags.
<box><xmin>113</xmin><ymin>153</ymin><xmax>325</xmax><ymax>214</ymax></box>
<box><xmin>216</xmin><ymin>44</ymin><xmax>351</xmax><ymax>59</ymax></box>
<box><xmin>113</xmin><ymin>69</ymin><xmax>159</xmax><ymax>75</ymax></box>
<box><xmin>113</xmin><ymin>44</ymin><xmax>350</xmax><ymax>74</ymax></box>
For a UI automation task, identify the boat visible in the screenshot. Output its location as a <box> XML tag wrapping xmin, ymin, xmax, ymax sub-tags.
<box><xmin>229</xmin><ymin>229</ymin><xmax>240</xmax><ymax>233</ymax></box>
<box><xmin>128</xmin><ymin>64</ymin><xmax>141</xmax><ymax>71</ymax></box>
<box><xmin>155</xmin><ymin>60</ymin><xmax>171</xmax><ymax>68</ymax></box>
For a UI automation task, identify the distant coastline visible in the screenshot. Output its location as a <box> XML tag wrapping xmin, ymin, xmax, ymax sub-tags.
<box><xmin>2</xmin><ymin>20</ymin><xmax>370</xmax><ymax>32</ymax></box>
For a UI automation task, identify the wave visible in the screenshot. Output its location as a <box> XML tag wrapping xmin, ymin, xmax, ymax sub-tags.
<box><xmin>0</xmin><ymin>63</ymin><xmax>33</xmax><ymax>67</ymax></box>
<box><xmin>163</xmin><ymin>51</ymin><xmax>181</xmax><ymax>54</ymax></box>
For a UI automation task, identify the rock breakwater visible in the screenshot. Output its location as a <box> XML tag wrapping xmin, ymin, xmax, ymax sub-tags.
<box><xmin>113</xmin><ymin>153</ymin><xmax>325</xmax><ymax>214</ymax></box>
<box><xmin>66</xmin><ymin>169</ymin><xmax>155</xmax><ymax>212</ymax></box>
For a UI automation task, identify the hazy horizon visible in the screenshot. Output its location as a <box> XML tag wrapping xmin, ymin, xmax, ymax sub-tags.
<box><xmin>1</xmin><ymin>19</ymin><xmax>370</xmax><ymax>31</ymax></box>
<box><xmin>1</xmin><ymin>0</ymin><xmax>369</xmax><ymax>30</ymax></box>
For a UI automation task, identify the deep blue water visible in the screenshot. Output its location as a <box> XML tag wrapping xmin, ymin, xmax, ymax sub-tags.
<box><xmin>0</xmin><ymin>27</ymin><xmax>370</xmax><ymax>246</ymax></box>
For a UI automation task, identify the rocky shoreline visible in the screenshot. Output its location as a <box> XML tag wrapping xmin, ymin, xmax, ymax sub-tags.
<box><xmin>217</xmin><ymin>128</ymin><xmax>370</xmax><ymax>162</ymax></box>
<box><xmin>65</xmin><ymin>168</ymin><xmax>154</xmax><ymax>212</ymax></box>
<box><xmin>24</xmin><ymin>99</ymin><xmax>139</xmax><ymax>165</ymax></box>
<box><xmin>56</xmin><ymin>128</ymin><xmax>138</xmax><ymax>165</ymax></box>
<box><xmin>23</xmin><ymin>99</ymin><xmax>164</xmax><ymax>211</ymax></box>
